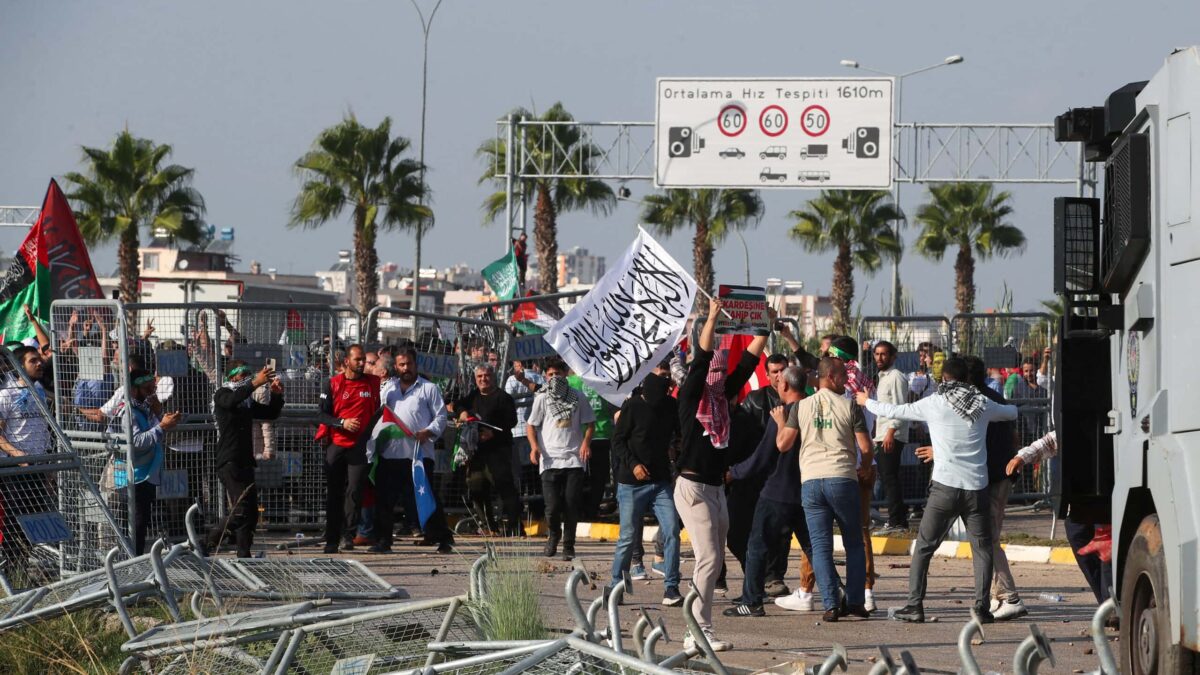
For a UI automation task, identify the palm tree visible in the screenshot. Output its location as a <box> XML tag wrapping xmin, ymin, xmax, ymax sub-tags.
<box><xmin>788</xmin><ymin>190</ymin><xmax>901</xmax><ymax>334</ymax></box>
<box><xmin>639</xmin><ymin>189</ymin><xmax>763</xmax><ymax>297</ymax></box>
<box><xmin>914</xmin><ymin>182</ymin><xmax>1026</xmax><ymax>315</ymax></box>
<box><xmin>291</xmin><ymin>115</ymin><xmax>430</xmax><ymax>316</ymax></box>
<box><xmin>477</xmin><ymin>103</ymin><xmax>616</xmax><ymax>293</ymax></box>
<box><xmin>63</xmin><ymin>130</ymin><xmax>206</xmax><ymax>304</ymax></box>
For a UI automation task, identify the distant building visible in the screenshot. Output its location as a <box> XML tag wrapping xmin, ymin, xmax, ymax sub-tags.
<box><xmin>527</xmin><ymin>246</ymin><xmax>607</xmax><ymax>288</ymax></box>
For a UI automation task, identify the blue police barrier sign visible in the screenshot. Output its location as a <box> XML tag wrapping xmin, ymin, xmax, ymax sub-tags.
<box><xmin>416</xmin><ymin>353</ymin><xmax>458</xmax><ymax>379</ymax></box>
<box><xmin>513</xmin><ymin>334</ymin><xmax>558</xmax><ymax>361</ymax></box>
<box><xmin>17</xmin><ymin>512</ymin><xmax>73</xmax><ymax>544</ymax></box>
<box><xmin>158</xmin><ymin>469</ymin><xmax>188</xmax><ymax>500</ymax></box>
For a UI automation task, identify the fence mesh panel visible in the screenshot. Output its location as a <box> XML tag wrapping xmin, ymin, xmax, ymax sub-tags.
<box><xmin>857</xmin><ymin>317</ymin><xmax>954</xmax><ymax>504</ymax></box>
<box><xmin>279</xmin><ymin>599</ymin><xmax>478</xmax><ymax>673</ymax></box>
<box><xmin>952</xmin><ymin>313</ymin><xmax>1057</xmax><ymax>500</ymax></box>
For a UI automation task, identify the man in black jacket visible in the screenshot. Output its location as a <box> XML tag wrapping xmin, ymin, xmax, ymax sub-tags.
<box><xmin>722</xmin><ymin>353</ymin><xmax>788</xmax><ymax>595</ymax></box>
<box><xmin>455</xmin><ymin>364</ymin><xmax>521</xmax><ymax>536</ymax></box>
<box><xmin>607</xmin><ymin>361</ymin><xmax>682</xmax><ymax>606</ymax></box>
<box><xmin>206</xmin><ymin>359</ymin><xmax>284</xmax><ymax>558</ymax></box>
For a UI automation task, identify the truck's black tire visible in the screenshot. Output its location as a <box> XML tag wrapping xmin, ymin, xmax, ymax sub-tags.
<box><xmin>1120</xmin><ymin>514</ymin><xmax>1199</xmax><ymax>674</ymax></box>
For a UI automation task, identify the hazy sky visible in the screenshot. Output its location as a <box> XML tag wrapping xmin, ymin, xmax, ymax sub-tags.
<box><xmin>1</xmin><ymin>1</ymin><xmax>1195</xmax><ymax>314</ymax></box>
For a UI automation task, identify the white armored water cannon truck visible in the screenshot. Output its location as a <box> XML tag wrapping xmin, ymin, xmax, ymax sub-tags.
<box><xmin>1053</xmin><ymin>46</ymin><xmax>1200</xmax><ymax>673</ymax></box>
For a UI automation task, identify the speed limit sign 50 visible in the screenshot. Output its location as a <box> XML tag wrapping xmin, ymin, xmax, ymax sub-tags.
<box><xmin>719</xmin><ymin>104</ymin><xmax>746</xmax><ymax>137</ymax></box>
<box><xmin>801</xmin><ymin>105</ymin><xmax>830</xmax><ymax>137</ymax></box>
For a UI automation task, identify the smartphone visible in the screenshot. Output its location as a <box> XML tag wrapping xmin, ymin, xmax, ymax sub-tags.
<box><xmin>266</xmin><ymin>358</ymin><xmax>277</xmax><ymax>372</ymax></box>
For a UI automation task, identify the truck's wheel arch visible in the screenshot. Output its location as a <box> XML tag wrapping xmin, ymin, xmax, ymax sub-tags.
<box><xmin>1117</xmin><ymin>486</ymin><xmax>1157</xmax><ymax>598</ymax></box>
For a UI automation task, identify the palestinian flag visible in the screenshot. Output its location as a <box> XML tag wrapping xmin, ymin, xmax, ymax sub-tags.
<box><xmin>365</xmin><ymin>405</ymin><xmax>415</xmax><ymax>468</ymax></box>
<box><xmin>720</xmin><ymin>333</ymin><xmax>768</xmax><ymax>404</ymax></box>
<box><xmin>512</xmin><ymin>293</ymin><xmax>564</xmax><ymax>335</ymax></box>
<box><xmin>278</xmin><ymin>308</ymin><xmax>305</xmax><ymax>345</ymax></box>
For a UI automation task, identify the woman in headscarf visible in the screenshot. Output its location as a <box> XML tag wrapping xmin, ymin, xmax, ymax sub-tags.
<box><xmin>674</xmin><ymin>298</ymin><xmax>767</xmax><ymax>652</ymax></box>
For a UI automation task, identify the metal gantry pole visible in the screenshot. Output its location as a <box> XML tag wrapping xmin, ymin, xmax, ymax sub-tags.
<box><xmin>891</xmin><ymin>76</ymin><xmax>904</xmax><ymax>316</ymax></box>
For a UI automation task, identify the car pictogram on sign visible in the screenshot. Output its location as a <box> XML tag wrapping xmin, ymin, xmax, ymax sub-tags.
<box><xmin>759</xmin><ymin>168</ymin><xmax>787</xmax><ymax>183</ymax></box>
<box><xmin>719</xmin><ymin>147</ymin><xmax>746</xmax><ymax>159</ymax></box>
<box><xmin>759</xmin><ymin>145</ymin><xmax>787</xmax><ymax>160</ymax></box>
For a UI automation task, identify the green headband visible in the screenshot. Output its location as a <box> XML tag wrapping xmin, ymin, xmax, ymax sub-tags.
<box><xmin>131</xmin><ymin>374</ymin><xmax>155</xmax><ymax>387</ymax></box>
<box><xmin>827</xmin><ymin>345</ymin><xmax>853</xmax><ymax>361</ymax></box>
<box><xmin>227</xmin><ymin>365</ymin><xmax>251</xmax><ymax>378</ymax></box>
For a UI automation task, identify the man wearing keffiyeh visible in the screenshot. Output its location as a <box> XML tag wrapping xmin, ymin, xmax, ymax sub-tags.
<box><xmin>857</xmin><ymin>356</ymin><xmax>1017</xmax><ymax>624</ymax></box>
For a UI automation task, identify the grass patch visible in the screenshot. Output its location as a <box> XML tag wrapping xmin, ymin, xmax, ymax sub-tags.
<box><xmin>471</xmin><ymin>550</ymin><xmax>549</xmax><ymax>641</ymax></box>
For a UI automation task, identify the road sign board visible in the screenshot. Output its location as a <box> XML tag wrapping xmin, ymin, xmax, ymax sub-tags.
<box><xmin>655</xmin><ymin>78</ymin><xmax>893</xmax><ymax>189</ymax></box>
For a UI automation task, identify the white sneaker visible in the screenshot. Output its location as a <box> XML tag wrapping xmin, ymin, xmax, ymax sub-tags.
<box><xmin>684</xmin><ymin>629</ymin><xmax>732</xmax><ymax>653</ymax></box>
<box><xmin>993</xmin><ymin>599</ymin><xmax>1028</xmax><ymax>621</ymax></box>
<box><xmin>989</xmin><ymin>598</ymin><xmax>1001</xmax><ymax>613</ymax></box>
<box><xmin>774</xmin><ymin>589</ymin><xmax>815</xmax><ymax>612</ymax></box>
<box><xmin>864</xmin><ymin>589</ymin><xmax>876</xmax><ymax>612</ymax></box>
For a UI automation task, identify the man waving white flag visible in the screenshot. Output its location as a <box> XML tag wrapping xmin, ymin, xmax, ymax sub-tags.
<box><xmin>546</xmin><ymin>226</ymin><xmax>697</xmax><ymax>399</ymax></box>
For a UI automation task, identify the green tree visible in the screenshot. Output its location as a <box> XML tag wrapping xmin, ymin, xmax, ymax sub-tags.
<box><xmin>788</xmin><ymin>190</ymin><xmax>901</xmax><ymax>334</ymax></box>
<box><xmin>291</xmin><ymin>115</ymin><xmax>430</xmax><ymax>316</ymax></box>
<box><xmin>477</xmin><ymin>103</ymin><xmax>616</xmax><ymax>293</ymax></box>
<box><xmin>639</xmin><ymin>189</ymin><xmax>763</xmax><ymax>297</ymax></box>
<box><xmin>914</xmin><ymin>182</ymin><xmax>1026</xmax><ymax>315</ymax></box>
<box><xmin>63</xmin><ymin>130</ymin><xmax>206</xmax><ymax>304</ymax></box>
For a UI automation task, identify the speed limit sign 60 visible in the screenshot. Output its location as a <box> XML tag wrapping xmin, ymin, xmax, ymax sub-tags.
<box><xmin>758</xmin><ymin>105</ymin><xmax>788</xmax><ymax>137</ymax></box>
<box><xmin>719</xmin><ymin>104</ymin><xmax>746</xmax><ymax>137</ymax></box>
<box><xmin>801</xmin><ymin>105</ymin><xmax>830</xmax><ymax>137</ymax></box>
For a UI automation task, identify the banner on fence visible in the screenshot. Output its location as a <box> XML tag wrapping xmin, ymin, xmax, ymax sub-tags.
<box><xmin>716</xmin><ymin>284</ymin><xmax>769</xmax><ymax>336</ymax></box>
<box><xmin>512</xmin><ymin>334</ymin><xmax>557</xmax><ymax>361</ymax></box>
<box><xmin>546</xmin><ymin>227</ymin><xmax>696</xmax><ymax>398</ymax></box>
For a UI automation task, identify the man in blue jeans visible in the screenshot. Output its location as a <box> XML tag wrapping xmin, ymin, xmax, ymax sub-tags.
<box><xmin>778</xmin><ymin>357</ymin><xmax>874</xmax><ymax>622</ymax></box>
<box><xmin>608</xmin><ymin>362</ymin><xmax>683</xmax><ymax>606</ymax></box>
<box><xmin>723</xmin><ymin>365</ymin><xmax>813</xmax><ymax>617</ymax></box>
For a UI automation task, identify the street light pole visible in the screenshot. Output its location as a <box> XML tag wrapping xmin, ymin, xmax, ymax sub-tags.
<box><xmin>840</xmin><ymin>55</ymin><xmax>963</xmax><ymax>316</ymax></box>
<box><xmin>409</xmin><ymin>0</ymin><xmax>444</xmax><ymax>329</ymax></box>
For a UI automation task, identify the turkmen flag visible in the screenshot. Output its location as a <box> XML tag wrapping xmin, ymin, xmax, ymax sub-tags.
<box><xmin>412</xmin><ymin>458</ymin><xmax>437</xmax><ymax>529</ymax></box>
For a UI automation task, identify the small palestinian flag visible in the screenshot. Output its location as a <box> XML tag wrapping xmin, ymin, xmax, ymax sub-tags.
<box><xmin>512</xmin><ymin>293</ymin><xmax>564</xmax><ymax>335</ymax></box>
<box><xmin>278</xmin><ymin>308</ymin><xmax>305</xmax><ymax>345</ymax></box>
<box><xmin>366</xmin><ymin>406</ymin><xmax>415</xmax><ymax>466</ymax></box>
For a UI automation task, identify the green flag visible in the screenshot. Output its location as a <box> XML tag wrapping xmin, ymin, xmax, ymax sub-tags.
<box><xmin>481</xmin><ymin>249</ymin><xmax>519</xmax><ymax>300</ymax></box>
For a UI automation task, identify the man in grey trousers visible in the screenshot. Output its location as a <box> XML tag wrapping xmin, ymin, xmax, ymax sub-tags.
<box><xmin>857</xmin><ymin>356</ymin><xmax>1017</xmax><ymax>623</ymax></box>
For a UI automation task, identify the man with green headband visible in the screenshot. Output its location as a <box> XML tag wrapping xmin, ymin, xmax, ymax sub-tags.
<box><xmin>206</xmin><ymin>359</ymin><xmax>284</xmax><ymax>557</ymax></box>
<box><xmin>109</xmin><ymin>369</ymin><xmax>181</xmax><ymax>554</ymax></box>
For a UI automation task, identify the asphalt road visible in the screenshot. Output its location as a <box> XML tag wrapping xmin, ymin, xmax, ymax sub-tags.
<box><xmin>285</xmin><ymin>533</ymin><xmax>1117</xmax><ymax>674</ymax></box>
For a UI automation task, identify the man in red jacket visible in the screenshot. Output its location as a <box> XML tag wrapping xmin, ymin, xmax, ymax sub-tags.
<box><xmin>316</xmin><ymin>345</ymin><xmax>381</xmax><ymax>554</ymax></box>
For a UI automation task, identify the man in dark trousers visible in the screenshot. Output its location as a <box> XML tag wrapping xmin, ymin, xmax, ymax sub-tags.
<box><xmin>455</xmin><ymin>363</ymin><xmax>520</xmax><ymax>535</ymax></box>
<box><xmin>207</xmin><ymin>360</ymin><xmax>284</xmax><ymax>558</ymax></box>
<box><xmin>724</xmin><ymin>365</ymin><xmax>813</xmax><ymax>617</ymax></box>
<box><xmin>315</xmin><ymin>345</ymin><xmax>380</xmax><ymax>553</ymax></box>
<box><xmin>721</xmin><ymin>353</ymin><xmax>789</xmax><ymax>595</ymax></box>
<box><xmin>608</xmin><ymin>360</ymin><xmax>683</xmax><ymax>607</ymax></box>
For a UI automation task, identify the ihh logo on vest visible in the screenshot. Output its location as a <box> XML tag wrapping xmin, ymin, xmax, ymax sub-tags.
<box><xmin>17</xmin><ymin>512</ymin><xmax>73</xmax><ymax>544</ymax></box>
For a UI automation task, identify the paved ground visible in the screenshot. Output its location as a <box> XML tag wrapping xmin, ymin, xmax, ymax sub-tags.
<box><xmin>263</xmin><ymin>522</ymin><xmax>1117</xmax><ymax>674</ymax></box>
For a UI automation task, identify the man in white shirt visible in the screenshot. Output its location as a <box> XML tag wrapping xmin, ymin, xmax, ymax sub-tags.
<box><xmin>504</xmin><ymin>359</ymin><xmax>544</xmax><ymax>481</ymax></box>
<box><xmin>871</xmin><ymin>341</ymin><xmax>911</xmax><ymax>536</ymax></box>
<box><xmin>370</xmin><ymin>346</ymin><xmax>452</xmax><ymax>553</ymax></box>
<box><xmin>857</xmin><ymin>356</ymin><xmax>1017</xmax><ymax>624</ymax></box>
<box><xmin>527</xmin><ymin>357</ymin><xmax>594</xmax><ymax>561</ymax></box>
<box><xmin>0</xmin><ymin>346</ymin><xmax>56</xmax><ymax>564</ymax></box>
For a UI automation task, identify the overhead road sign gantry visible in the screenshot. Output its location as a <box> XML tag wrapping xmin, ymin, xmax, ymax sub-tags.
<box><xmin>655</xmin><ymin>77</ymin><xmax>893</xmax><ymax>190</ymax></box>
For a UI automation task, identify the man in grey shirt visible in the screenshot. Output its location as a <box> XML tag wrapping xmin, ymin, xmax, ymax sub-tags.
<box><xmin>870</xmin><ymin>341</ymin><xmax>911</xmax><ymax>535</ymax></box>
<box><xmin>858</xmin><ymin>356</ymin><xmax>1017</xmax><ymax>624</ymax></box>
<box><xmin>527</xmin><ymin>357</ymin><xmax>594</xmax><ymax>561</ymax></box>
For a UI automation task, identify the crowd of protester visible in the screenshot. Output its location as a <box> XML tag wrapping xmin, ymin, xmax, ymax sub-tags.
<box><xmin>0</xmin><ymin>301</ymin><xmax>1119</xmax><ymax>654</ymax></box>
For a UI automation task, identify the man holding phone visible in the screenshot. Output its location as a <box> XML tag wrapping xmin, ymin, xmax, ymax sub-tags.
<box><xmin>315</xmin><ymin>345</ymin><xmax>381</xmax><ymax>553</ymax></box>
<box><xmin>206</xmin><ymin>360</ymin><xmax>284</xmax><ymax>558</ymax></box>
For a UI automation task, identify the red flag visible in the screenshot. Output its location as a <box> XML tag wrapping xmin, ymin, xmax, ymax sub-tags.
<box><xmin>721</xmin><ymin>334</ymin><xmax>768</xmax><ymax>403</ymax></box>
<box><xmin>39</xmin><ymin>179</ymin><xmax>103</xmax><ymax>301</ymax></box>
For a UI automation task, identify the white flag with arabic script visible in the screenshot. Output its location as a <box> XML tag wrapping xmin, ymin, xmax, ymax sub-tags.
<box><xmin>545</xmin><ymin>227</ymin><xmax>697</xmax><ymax>399</ymax></box>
